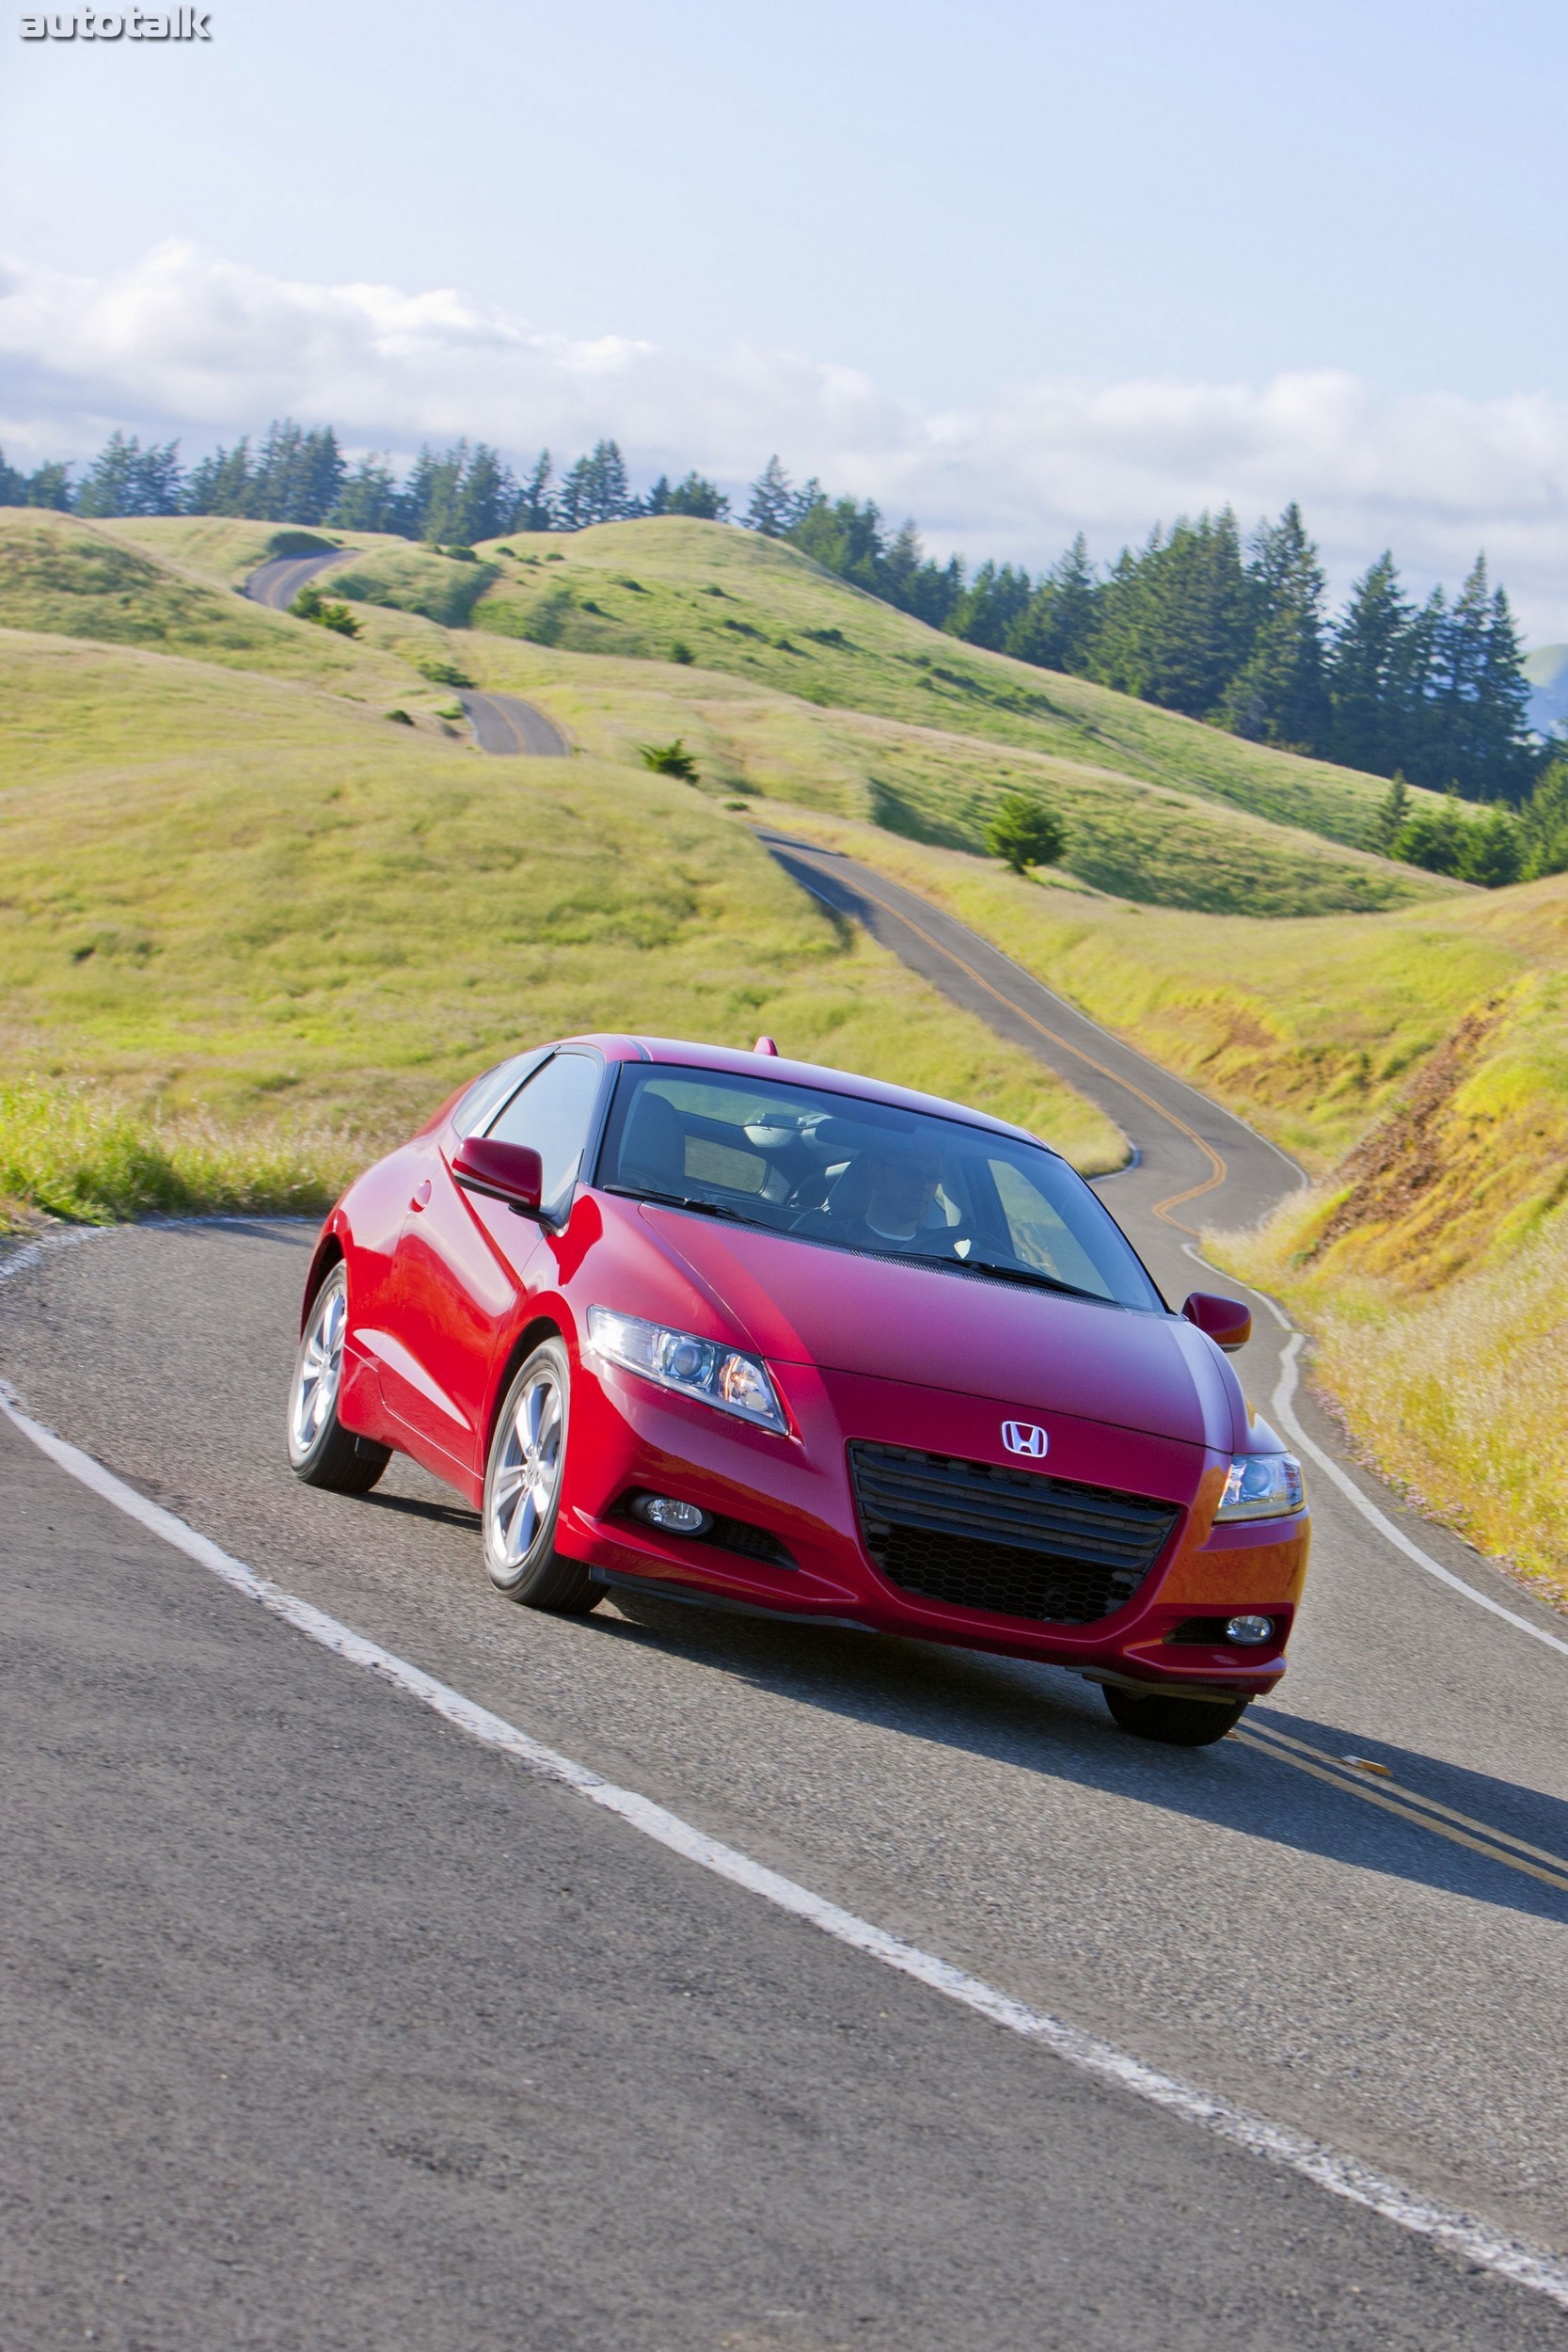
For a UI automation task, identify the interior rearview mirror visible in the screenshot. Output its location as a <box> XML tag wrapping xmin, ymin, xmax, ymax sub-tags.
<box><xmin>1180</xmin><ymin>1291</ymin><xmax>1252</xmax><ymax>1353</ymax></box>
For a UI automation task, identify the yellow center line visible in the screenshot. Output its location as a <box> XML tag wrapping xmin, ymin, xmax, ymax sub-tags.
<box><xmin>1244</xmin><ymin>1720</ymin><xmax>1568</xmax><ymax>1875</ymax></box>
<box><xmin>777</xmin><ymin>846</ymin><xmax>1227</xmax><ymax>1231</ymax></box>
<box><xmin>1233</xmin><ymin>1729</ymin><xmax>1568</xmax><ymax>1897</ymax></box>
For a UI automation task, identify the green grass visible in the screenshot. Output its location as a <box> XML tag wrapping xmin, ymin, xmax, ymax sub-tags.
<box><xmin>436</xmin><ymin>636</ymin><xmax>1449</xmax><ymax>916</ymax></box>
<box><xmin>456</xmin><ymin>518</ymin><xmax>1447</xmax><ymax>852</ymax></box>
<box><xmin>0</xmin><ymin>629</ymin><xmax>1122</xmax><ymax>1224</ymax></box>
<box><xmin>0</xmin><ymin>511</ymin><xmax>413</xmax><ymax>696</ymax></box>
<box><xmin>77</xmin><ymin>514</ymin><xmax>1450</xmax><ymax>917</ymax></box>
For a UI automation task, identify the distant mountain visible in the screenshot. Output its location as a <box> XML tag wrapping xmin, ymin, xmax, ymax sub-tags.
<box><xmin>1525</xmin><ymin>644</ymin><xmax>1568</xmax><ymax>738</ymax></box>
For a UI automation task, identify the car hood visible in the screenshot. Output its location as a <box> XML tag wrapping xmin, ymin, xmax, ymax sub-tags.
<box><xmin>637</xmin><ymin>1206</ymin><xmax>1244</xmax><ymax>1453</ymax></box>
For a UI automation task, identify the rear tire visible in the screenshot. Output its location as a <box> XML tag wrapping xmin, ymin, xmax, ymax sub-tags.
<box><xmin>1102</xmin><ymin>1684</ymin><xmax>1251</xmax><ymax>1746</ymax></box>
<box><xmin>287</xmin><ymin>1263</ymin><xmax>391</xmax><ymax>1495</ymax></box>
<box><xmin>482</xmin><ymin>1341</ymin><xmax>599</xmax><ymax>1613</ymax></box>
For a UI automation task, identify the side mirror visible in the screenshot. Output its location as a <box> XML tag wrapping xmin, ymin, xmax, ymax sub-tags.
<box><xmin>1181</xmin><ymin>1291</ymin><xmax>1252</xmax><ymax>1353</ymax></box>
<box><xmin>451</xmin><ymin>1136</ymin><xmax>544</xmax><ymax>1216</ymax></box>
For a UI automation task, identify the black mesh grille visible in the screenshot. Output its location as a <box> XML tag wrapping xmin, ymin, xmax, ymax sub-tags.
<box><xmin>848</xmin><ymin>1442</ymin><xmax>1179</xmax><ymax>1626</ymax></box>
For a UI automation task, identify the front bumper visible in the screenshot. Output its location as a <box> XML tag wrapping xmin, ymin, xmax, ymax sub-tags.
<box><xmin>562</xmin><ymin>1352</ymin><xmax>1308</xmax><ymax>1693</ymax></box>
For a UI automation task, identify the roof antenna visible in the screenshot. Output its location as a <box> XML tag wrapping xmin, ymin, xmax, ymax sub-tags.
<box><xmin>753</xmin><ymin>1035</ymin><xmax>780</xmax><ymax>1057</ymax></box>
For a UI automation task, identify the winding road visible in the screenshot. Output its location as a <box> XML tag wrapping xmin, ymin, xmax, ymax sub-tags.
<box><xmin>458</xmin><ymin>687</ymin><xmax>570</xmax><ymax>756</ymax></box>
<box><xmin>243</xmin><ymin>557</ymin><xmax>570</xmax><ymax>755</ymax></box>
<box><xmin>243</xmin><ymin>547</ymin><xmax>356</xmax><ymax>611</ymax></box>
<box><xmin>5</xmin><ymin>841</ymin><xmax>1568</xmax><ymax>2348</ymax></box>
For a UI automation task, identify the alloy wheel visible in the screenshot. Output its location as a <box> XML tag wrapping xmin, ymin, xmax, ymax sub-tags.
<box><xmin>291</xmin><ymin>1274</ymin><xmax>346</xmax><ymax>1461</ymax></box>
<box><xmin>487</xmin><ymin>1367</ymin><xmax>564</xmax><ymax>1573</ymax></box>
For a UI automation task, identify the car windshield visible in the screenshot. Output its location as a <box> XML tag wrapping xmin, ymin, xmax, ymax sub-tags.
<box><xmin>596</xmin><ymin>1066</ymin><xmax>1163</xmax><ymax>1311</ymax></box>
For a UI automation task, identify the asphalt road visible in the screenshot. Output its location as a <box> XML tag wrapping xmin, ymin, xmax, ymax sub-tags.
<box><xmin>244</xmin><ymin>556</ymin><xmax>568</xmax><ymax>754</ymax></box>
<box><xmin>459</xmin><ymin>688</ymin><xmax>570</xmax><ymax>756</ymax></box>
<box><xmin>5</xmin><ymin>850</ymin><xmax>1568</xmax><ymax>2345</ymax></box>
<box><xmin>243</xmin><ymin>548</ymin><xmax>356</xmax><ymax>612</ymax></box>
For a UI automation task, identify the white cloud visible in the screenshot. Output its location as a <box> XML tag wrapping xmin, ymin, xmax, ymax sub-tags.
<box><xmin>7</xmin><ymin>239</ymin><xmax>1568</xmax><ymax>638</ymax></box>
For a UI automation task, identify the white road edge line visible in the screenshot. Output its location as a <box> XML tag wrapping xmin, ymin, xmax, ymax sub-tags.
<box><xmin>3</xmin><ymin>1378</ymin><xmax>1566</xmax><ymax>2312</ymax></box>
<box><xmin>1182</xmin><ymin>1241</ymin><xmax>1568</xmax><ymax>1665</ymax></box>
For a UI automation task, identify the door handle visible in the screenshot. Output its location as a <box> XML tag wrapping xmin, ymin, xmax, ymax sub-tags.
<box><xmin>409</xmin><ymin>1180</ymin><xmax>432</xmax><ymax>1211</ymax></box>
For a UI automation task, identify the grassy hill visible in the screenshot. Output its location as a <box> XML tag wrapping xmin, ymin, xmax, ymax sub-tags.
<box><xmin>456</xmin><ymin>520</ymin><xmax>1443</xmax><ymax>849</ymax></box>
<box><xmin>0</xmin><ymin>627</ymin><xmax>1120</xmax><ymax>1222</ymax></box>
<box><xmin>753</xmin><ymin>806</ymin><xmax>1568</xmax><ymax>1594</ymax></box>
<box><xmin>84</xmin><ymin>512</ymin><xmax>1457</xmax><ymax>915</ymax></box>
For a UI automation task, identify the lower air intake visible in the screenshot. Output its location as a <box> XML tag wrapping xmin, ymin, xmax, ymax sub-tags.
<box><xmin>848</xmin><ymin>1441</ymin><xmax>1179</xmax><ymax>1626</ymax></box>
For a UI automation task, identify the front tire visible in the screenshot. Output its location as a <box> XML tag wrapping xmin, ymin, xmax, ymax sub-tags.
<box><xmin>1102</xmin><ymin>1684</ymin><xmax>1251</xmax><ymax>1746</ymax></box>
<box><xmin>482</xmin><ymin>1341</ymin><xmax>599</xmax><ymax>1613</ymax></box>
<box><xmin>287</xmin><ymin>1264</ymin><xmax>391</xmax><ymax>1494</ymax></box>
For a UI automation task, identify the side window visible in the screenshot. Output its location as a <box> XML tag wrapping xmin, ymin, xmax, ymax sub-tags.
<box><xmin>451</xmin><ymin>1050</ymin><xmax>547</xmax><ymax>1138</ymax></box>
<box><xmin>485</xmin><ymin>1053</ymin><xmax>604</xmax><ymax>1214</ymax></box>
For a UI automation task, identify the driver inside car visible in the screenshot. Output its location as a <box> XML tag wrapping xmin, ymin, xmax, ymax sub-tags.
<box><xmin>794</xmin><ymin>1141</ymin><xmax>963</xmax><ymax>1257</ymax></box>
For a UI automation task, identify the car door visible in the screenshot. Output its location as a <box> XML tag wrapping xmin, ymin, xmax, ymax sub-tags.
<box><xmin>380</xmin><ymin>1050</ymin><xmax>608</xmax><ymax>1481</ymax></box>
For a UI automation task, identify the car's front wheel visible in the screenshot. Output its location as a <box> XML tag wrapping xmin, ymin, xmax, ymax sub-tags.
<box><xmin>1101</xmin><ymin>1684</ymin><xmax>1250</xmax><ymax>1746</ymax></box>
<box><xmin>287</xmin><ymin>1264</ymin><xmax>391</xmax><ymax>1494</ymax></box>
<box><xmin>482</xmin><ymin>1340</ymin><xmax>600</xmax><ymax>1613</ymax></box>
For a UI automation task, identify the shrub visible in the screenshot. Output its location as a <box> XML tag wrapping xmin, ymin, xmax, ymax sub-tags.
<box><xmin>985</xmin><ymin>792</ymin><xmax>1066</xmax><ymax>873</ymax></box>
<box><xmin>1458</xmin><ymin>808</ymin><xmax>1524</xmax><ymax>889</ymax></box>
<box><xmin>386</xmin><ymin>708</ymin><xmax>414</xmax><ymax>725</ymax></box>
<box><xmin>670</xmin><ymin>641</ymin><xmax>694</xmax><ymax>664</ymax></box>
<box><xmin>290</xmin><ymin>582</ymin><xmax>360</xmax><ymax>637</ymax></box>
<box><xmin>412</xmin><ymin>655</ymin><xmax>473</xmax><ymax>688</ymax></box>
<box><xmin>639</xmin><ymin>738</ymin><xmax>699</xmax><ymax>783</ymax></box>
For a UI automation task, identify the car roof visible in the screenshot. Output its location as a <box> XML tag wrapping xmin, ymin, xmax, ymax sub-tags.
<box><xmin>560</xmin><ymin>1033</ymin><xmax>1053</xmax><ymax>1152</ymax></box>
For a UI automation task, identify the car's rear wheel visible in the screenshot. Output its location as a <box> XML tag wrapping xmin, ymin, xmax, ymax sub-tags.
<box><xmin>483</xmin><ymin>1341</ymin><xmax>599</xmax><ymax>1613</ymax></box>
<box><xmin>287</xmin><ymin>1264</ymin><xmax>391</xmax><ymax>1494</ymax></box>
<box><xmin>1101</xmin><ymin>1684</ymin><xmax>1250</xmax><ymax>1746</ymax></box>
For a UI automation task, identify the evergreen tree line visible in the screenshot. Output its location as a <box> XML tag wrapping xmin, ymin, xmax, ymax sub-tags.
<box><xmin>744</xmin><ymin>460</ymin><xmax>1540</xmax><ymax>808</ymax></box>
<box><xmin>0</xmin><ymin>422</ymin><xmax>729</xmax><ymax>542</ymax></box>
<box><xmin>3</xmin><ymin>423</ymin><xmax>1549</xmax><ymax>816</ymax></box>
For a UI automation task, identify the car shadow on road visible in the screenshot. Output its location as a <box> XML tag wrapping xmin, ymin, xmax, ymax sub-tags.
<box><xmin>592</xmin><ymin>1597</ymin><xmax>1568</xmax><ymax>1926</ymax></box>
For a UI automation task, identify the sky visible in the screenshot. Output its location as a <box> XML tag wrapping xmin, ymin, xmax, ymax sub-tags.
<box><xmin>6</xmin><ymin>0</ymin><xmax>1568</xmax><ymax>632</ymax></box>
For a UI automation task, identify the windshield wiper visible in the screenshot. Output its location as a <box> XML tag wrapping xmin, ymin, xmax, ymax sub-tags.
<box><xmin>604</xmin><ymin>1184</ymin><xmax>749</xmax><ymax>1222</ymax></box>
<box><xmin>949</xmin><ymin>1256</ymin><xmax>1101</xmax><ymax>1302</ymax></box>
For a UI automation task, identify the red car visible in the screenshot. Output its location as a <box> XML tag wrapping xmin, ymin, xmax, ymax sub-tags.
<box><xmin>287</xmin><ymin>1035</ymin><xmax>1308</xmax><ymax>1746</ymax></box>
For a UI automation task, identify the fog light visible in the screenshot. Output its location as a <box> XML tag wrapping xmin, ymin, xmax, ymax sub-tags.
<box><xmin>1224</xmin><ymin>1613</ymin><xmax>1275</xmax><ymax>1646</ymax></box>
<box><xmin>634</xmin><ymin>1494</ymin><xmax>711</xmax><ymax>1535</ymax></box>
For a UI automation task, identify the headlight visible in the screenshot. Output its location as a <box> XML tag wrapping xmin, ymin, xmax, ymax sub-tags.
<box><xmin>587</xmin><ymin>1306</ymin><xmax>787</xmax><ymax>1434</ymax></box>
<box><xmin>1214</xmin><ymin>1452</ymin><xmax>1305</xmax><ymax>1522</ymax></box>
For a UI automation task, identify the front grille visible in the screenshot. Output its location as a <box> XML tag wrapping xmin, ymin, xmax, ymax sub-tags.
<box><xmin>848</xmin><ymin>1441</ymin><xmax>1179</xmax><ymax>1626</ymax></box>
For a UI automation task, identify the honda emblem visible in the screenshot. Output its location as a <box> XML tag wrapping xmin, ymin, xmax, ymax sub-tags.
<box><xmin>1001</xmin><ymin>1420</ymin><xmax>1049</xmax><ymax>1459</ymax></box>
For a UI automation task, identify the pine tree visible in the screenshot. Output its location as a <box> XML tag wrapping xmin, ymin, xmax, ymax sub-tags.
<box><xmin>664</xmin><ymin>471</ymin><xmax>729</xmax><ymax>519</ymax></box>
<box><xmin>745</xmin><ymin>455</ymin><xmax>795</xmax><ymax>536</ymax></box>
<box><xmin>946</xmin><ymin>560</ymin><xmax>1034</xmax><ymax>651</ymax></box>
<box><xmin>1372</xmin><ymin>773</ymin><xmax>1410</xmax><ymax>853</ymax></box>
<box><xmin>785</xmin><ymin>493</ymin><xmax>885</xmax><ymax>591</ymax></box>
<box><xmin>557</xmin><ymin>440</ymin><xmax>633</xmax><ymax>530</ymax></box>
<box><xmin>1007</xmin><ymin>534</ymin><xmax>1099</xmax><ymax>671</ymax></box>
<box><xmin>74</xmin><ymin>431</ymin><xmax>184</xmax><ymax>516</ymax></box>
<box><xmin>328</xmin><ymin>454</ymin><xmax>401</xmax><ymax>533</ymax></box>
<box><xmin>1520</xmin><ymin>760</ymin><xmax>1568</xmax><ymax>878</ymax></box>
<box><xmin>984</xmin><ymin>793</ymin><xmax>1066</xmax><ymax>872</ymax></box>
<box><xmin>515</xmin><ymin>449</ymin><xmax>557</xmax><ymax>533</ymax></box>
<box><xmin>0</xmin><ymin>448</ymin><xmax>26</xmax><ymax>505</ymax></box>
<box><xmin>182</xmin><ymin>438</ymin><xmax>255</xmax><ymax>515</ymax></box>
<box><xmin>449</xmin><ymin>443</ymin><xmax>517</xmax><ymax>543</ymax></box>
<box><xmin>1328</xmin><ymin>554</ymin><xmax>1411</xmax><ymax>775</ymax></box>
<box><xmin>1221</xmin><ymin>503</ymin><xmax>1328</xmax><ymax>750</ymax></box>
<box><xmin>1086</xmin><ymin>512</ymin><xmax>1250</xmax><ymax>718</ymax></box>
<box><xmin>1458</xmin><ymin>806</ymin><xmax>1524</xmax><ymax>886</ymax></box>
<box><xmin>513</xmin><ymin>452</ymin><xmax>557</xmax><ymax>532</ymax></box>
